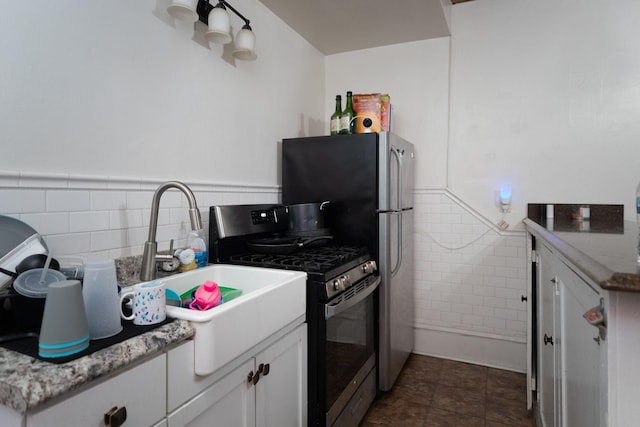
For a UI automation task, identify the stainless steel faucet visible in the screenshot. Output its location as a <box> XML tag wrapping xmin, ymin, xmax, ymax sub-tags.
<box><xmin>140</xmin><ymin>181</ymin><xmax>203</xmax><ymax>281</ymax></box>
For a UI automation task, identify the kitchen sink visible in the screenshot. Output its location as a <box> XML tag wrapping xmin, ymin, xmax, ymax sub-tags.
<box><xmin>158</xmin><ymin>264</ymin><xmax>306</xmax><ymax>376</ymax></box>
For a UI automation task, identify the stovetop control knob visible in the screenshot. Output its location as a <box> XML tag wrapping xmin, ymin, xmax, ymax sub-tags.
<box><xmin>332</xmin><ymin>279</ymin><xmax>342</xmax><ymax>291</ymax></box>
<box><xmin>341</xmin><ymin>275</ymin><xmax>351</xmax><ymax>289</ymax></box>
<box><xmin>362</xmin><ymin>261</ymin><xmax>378</xmax><ymax>274</ymax></box>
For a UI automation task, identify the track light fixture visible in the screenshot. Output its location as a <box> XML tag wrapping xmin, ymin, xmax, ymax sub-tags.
<box><xmin>167</xmin><ymin>0</ymin><xmax>256</xmax><ymax>60</ymax></box>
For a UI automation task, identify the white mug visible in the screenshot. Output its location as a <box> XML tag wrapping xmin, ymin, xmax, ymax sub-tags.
<box><xmin>120</xmin><ymin>281</ymin><xmax>166</xmax><ymax>325</ymax></box>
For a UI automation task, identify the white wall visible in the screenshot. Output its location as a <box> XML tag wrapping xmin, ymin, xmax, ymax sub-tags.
<box><xmin>325</xmin><ymin>38</ymin><xmax>451</xmax><ymax>189</ymax></box>
<box><xmin>0</xmin><ymin>0</ymin><xmax>325</xmax><ymax>185</ymax></box>
<box><xmin>0</xmin><ymin>0</ymin><xmax>324</xmax><ymax>258</ymax></box>
<box><xmin>450</xmin><ymin>0</ymin><xmax>640</xmax><ymax>225</ymax></box>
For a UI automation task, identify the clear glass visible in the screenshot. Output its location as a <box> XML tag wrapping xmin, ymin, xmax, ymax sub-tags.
<box><xmin>82</xmin><ymin>260</ymin><xmax>122</xmax><ymax>339</ymax></box>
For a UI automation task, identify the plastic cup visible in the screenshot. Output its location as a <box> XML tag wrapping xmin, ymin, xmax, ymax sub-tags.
<box><xmin>82</xmin><ymin>260</ymin><xmax>122</xmax><ymax>339</ymax></box>
<box><xmin>39</xmin><ymin>280</ymin><xmax>90</xmax><ymax>358</ymax></box>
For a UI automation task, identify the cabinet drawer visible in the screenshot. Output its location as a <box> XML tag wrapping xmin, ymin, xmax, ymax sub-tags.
<box><xmin>27</xmin><ymin>354</ymin><xmax>166</xmax><ymax>427</ymax></box>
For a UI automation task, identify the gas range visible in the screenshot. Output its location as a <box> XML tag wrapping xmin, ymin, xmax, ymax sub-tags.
<box><xmin>209</xmin><ymin>204</ymin><xmax>380</xmax><ymax>427</ymax></box>
<box><xmin>226</xmin><ymin>245</ymin><xmax>375</xmax><ymax>300</ymax></box>
<box><xmin>208</xmin><ymin>204</ymin><xmax>377</xmax><ymax>300</ymax></box>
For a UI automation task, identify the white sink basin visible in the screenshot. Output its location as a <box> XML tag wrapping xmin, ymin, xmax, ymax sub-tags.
<box><xmin>158</xmin><ymin>264</ymin><xmax>306</xmax><ymax>376</ymax></box>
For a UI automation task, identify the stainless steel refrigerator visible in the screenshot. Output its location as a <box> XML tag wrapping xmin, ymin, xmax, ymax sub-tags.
<box><xmin>282</xmin><ymin>131</ymin><xmax>415</xmax><ymax>391</ymax></box>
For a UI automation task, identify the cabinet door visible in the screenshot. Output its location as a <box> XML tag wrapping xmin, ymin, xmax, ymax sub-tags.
<box><xmin>255</xmin><ymin>323</ymin><xmax>307</xmax><ymax>427</ymax></box>
<box><xmin>558</xmin><ymin>261</ymin><xmax>602</xmax><ymax>427</ymax></box>
<box><xmin>168</xmin><ymin>358</ymin><xmax>255</xmax><ymax>427</ymax></box>
<box><xmin>537</xmin><ymin>244</ymin><xmax>560</xmax><ymax>427</ymax></box>
<box><xmin>167</xmin><ymin>358</ymin><xmax>255</xmax><ymax>427</ymax></box>
<box><xmin>27</xmin><ymin>354</ymin><xmax>166</xmax><ymax>427</ymax></box>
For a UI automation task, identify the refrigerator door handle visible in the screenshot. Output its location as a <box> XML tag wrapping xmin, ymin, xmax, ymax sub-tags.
<box><xmin>390</xmin><ymin>146</ymin><xmax>404</xmax><ymax>277</ymax></box>
<box><xmin>391</xmin><ymin>211</ymin><xmax>402</xmax><ymax>277</ymax></box>
<box><xmin>390</xmin><ymin>146</ymin><xmax>404</xmax><ymax>211</ymax></box>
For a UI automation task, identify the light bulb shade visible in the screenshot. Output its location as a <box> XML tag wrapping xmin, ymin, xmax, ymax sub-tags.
<box><xmin>233</xmin><ymin>28</ymin><xmax>256</xmax><ymax>60</ymax></box>
<box><xmin>205</xmin><ymin>6</ymin><xmax>232</xmax><ymax>44</ymax></box>
<box><xmin>167</xmin><ymin>0</ymin><xmax>199</xmax><ymax>22</ymax></box>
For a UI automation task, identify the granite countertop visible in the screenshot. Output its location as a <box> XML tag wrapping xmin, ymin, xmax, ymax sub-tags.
<box><xmin>0</xmin><ymin>319</ymin><xmax>194</xmax><ymax>413</ymax></box>
<box><xmin>524</xmin><ymin>218</ymin><xmax>640</xmax><ymax>292</ymax></box>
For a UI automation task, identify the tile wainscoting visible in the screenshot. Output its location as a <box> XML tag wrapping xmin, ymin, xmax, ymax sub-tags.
<box><xmin>0</xmin><ymin>171</ymin><xmax>279</xmax><ymax>260</ymax></box>
<box><xmin>413</xmin><ymin>189</ymin><xmax>528</xmax><ymax>372</ymax></box>
<box><xmin>0</xmin><ymin>171</ymin><xmax>528</xmax><ymax>371</ymax></box>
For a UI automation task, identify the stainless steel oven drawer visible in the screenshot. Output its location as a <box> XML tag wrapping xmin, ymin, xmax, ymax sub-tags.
<box><xmin>332</xmin><ymin>366</ymin><xmax>377</xmax><ymax>427</ymax></box>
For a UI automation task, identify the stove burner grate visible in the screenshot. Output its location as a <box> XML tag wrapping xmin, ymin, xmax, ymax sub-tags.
<box><xmin>228</xmin><ymin>245</ymin><xmax>367</xmax><ymax>273</ymax></box>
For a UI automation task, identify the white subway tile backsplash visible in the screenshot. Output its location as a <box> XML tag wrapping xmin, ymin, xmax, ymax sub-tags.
<box><xmin>91</xmin><ymin>229</ymin><xmax>127</xmax><ymax>252</ymax></box>
<box><xmin>126</xmin><ymin>227</ymin><xmax>149</xmax><ymax>249</ymax></box>
<box><xmin>473</xmin><ymin>285</ymin><xmax>495</xmax><ymax>297</ymax></box>
<box><xmin>0</xmin><ymin>189</ymin><xmax>46</xmax><ymax>213</ymax></box>
<box><xmin>462</xmin><ymin>313</ymin><xmax>483</xmax><ymax>326</ymax></box>
<box><xmin>494</xmin><ymin>308</ymin><xmax>519</xmax><ymax>321</ymax></box>
<box><xmin>473</xmin><ymin>305</ymin><xmax>495</xmax><ymax>317</ymax></box>
<box><xmin>91</xmin><ymin>191</ymin><xmax>128</xmax><ymax>211</ymax></box>
<box><xmin>170</xmin><ymin>207</ymin><xmax>192</xmax><ymax>224</ymax></box>
<box><xmin>442</xmin><ymin>311</ymin><xmax>462</xmax><ymax>324</ymax></box>
<box><xmin>44</xmin><ymin>232</ymin><xmax>91</xmax><ymax>256</ymax></box>
<box><xmin>483</xmin><ymin>296</ymin><xmax>507</xmax><ymax>309</ymax></box>
<box><xmin>126</xmin><ymin>190</ymin><xmax>154</xmax><ymax>210</ymax></box>
<box><xmin>20</xmin><ymin>212</ymin><xmax>70</xmax><ymax>235</ymax></box>
<box><xmin>70</xmin><ymin>211</ymin><xmax>110</xmax><ymax>233</ymax></box>
<box><xmin>415</xmin><ymin>189</ymin><xmax>528</xmax><ymax>341</ymax></box>
<box><xmin>462</xmin><ymin>294</ymin><xmax>482</xmax><ymax>309</ymax></box>
<box><xmin>2</xmin><ymin>175</ymin><xmax>531</xmax><ymax>344</ymax></box>
<box><xmin>47</xmin><ymin>190</ymin><xmax>91</xmax><ymax>212</ymax></box>
<box><xmin>0</xmin><ymin>172</ymin><xmax>279</xmax><ymax>262</ymax></box>
<box><xmin>484</xmin><ymin>317</ymin><xmax>506</xmax><ymax>330</ymax></box>
<box><xmin>109</xmin><ymin>209</ymin><xmax>144</xmax><ymax>230</ymax></box>
<box><xmin>506</xmin><ymin>319</ymin><xmax>527</xmax><ymax>332</ymax></box>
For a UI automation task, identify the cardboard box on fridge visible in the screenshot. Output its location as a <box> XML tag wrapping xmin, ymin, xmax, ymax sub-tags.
<box><xmin>353</xmin><ymin>93</ymin><xmax>391</xmax><ymax>133</ymax></box>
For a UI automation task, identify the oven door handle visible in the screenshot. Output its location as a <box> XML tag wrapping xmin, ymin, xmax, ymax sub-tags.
<box><xmin>325</xmin><ymin>276</ymin><xmax>381</xmax><ymax>320</ymax></box>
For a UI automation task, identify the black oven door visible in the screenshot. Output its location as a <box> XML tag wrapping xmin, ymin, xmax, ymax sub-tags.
<box><xmin>324</xmin><ymin>275</ymin><xmax>380</xmax><ymax>426</ymax></box>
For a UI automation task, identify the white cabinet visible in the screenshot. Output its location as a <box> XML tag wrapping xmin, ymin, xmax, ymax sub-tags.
<box><xmin>535</xmin><ymin>241</ymin><xmax>605</xmax><ymax>427</ymax></box>
<box><xmin>255</xmin><ymin>322</ymin><xmax>307</xmax><ymax>427</ymax></box>
<box><xmin>26</xmin><ymin>353</ymin><xmax>166</xmax><ymax>427</ymax></box>
<box><xmin>537</xmin><ymin>243</ymin><xmax>560</xmax><ymax>427</ymax></box>
<box><xmin>1</xmin><ymin>313</ymin><xmax>306</xmax><ymax>426</ymax></box>
<box><xmin>167</xmin><ymin>358</ymin><xmax>255</xmax><ymax>427</ymax></box>
<box><xmin>167</xmin><ymin>323</ymin><xmax>307</xmax><ymax>427</ymax></box>
<box><xmin>557</xmin><ymin>259</ymin><xmax>603</xmax><ymax>427</ymax></box>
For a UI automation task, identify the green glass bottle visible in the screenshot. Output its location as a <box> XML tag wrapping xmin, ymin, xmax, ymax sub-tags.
<box><xmin>330</xmin><ymin>95</ymin><xmax>342</xmax><ymax>136</ymax></box>
<box><xmin>340</xmin><ymin>91</ymin><xmax>356</xmax><ymax>134</ymax></box>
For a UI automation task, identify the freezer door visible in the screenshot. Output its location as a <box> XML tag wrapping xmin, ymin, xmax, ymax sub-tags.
<box><xmin>378</xmin><ymin>132</ymin><xmax>415</xmax><ymax>212</ymax></box>
<box><xmin>282</xmin><ymin>134</ymin><xmax>378</xmax><ymax>252</ymax></box>
<box><xmin>378</xmin><ymin>132</ymin><xmax>415</xmax><ymax>391</ymax></box>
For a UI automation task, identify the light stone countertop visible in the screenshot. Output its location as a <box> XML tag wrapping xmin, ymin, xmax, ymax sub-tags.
<box><xmin>0</xmin><ymin>319</ymin><xmax>194</xmax><ymax>413</ymax></box>
<box><xmin>0</xmin><ymin>255</ymin><xmax>198</xmax><ymax>414</ymax></box>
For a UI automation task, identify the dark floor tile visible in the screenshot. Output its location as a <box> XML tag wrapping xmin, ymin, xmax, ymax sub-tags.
<box><xmin>361</xmin><ymin>396</ymin><xmax>429</xmax><ymax>427</ymax></box>
<box><xmin>485</xmin><ymin>395</ymin><xmax>535</xmax><ymax>427</ymax></box>
<box><xmin>425</xmin><ymin>407</ymin><xmax>485</xmax><ymax>427</ymax></box>
<box><xmin>431</xmin><ymin>384</ymin><xmax>486</xmax><ymax>419</ymax></box>
<box><xmin>398</xmin><ymin>354</ymin><xmax>443</xmax><ymax>384</ymax></box>
<box><xmin>438</xmin><ymin>359</ymin><xmax>488</xmax><ymax>394</ymax></box>
<box><xmin>359</xmin><ymin>355</ymin><xmax>533</xmax><ymax>427</ymax></box>
<box><xmin>486</xmin><ymin>368</ymin><xmax>528</xmax><ymax>402</ymax></box>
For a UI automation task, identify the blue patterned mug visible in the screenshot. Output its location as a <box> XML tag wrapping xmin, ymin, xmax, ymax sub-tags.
<box><xmin>119</xmin><ymin>280</ymin><xmax>166</xmax><ymax>325</ymax></box>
